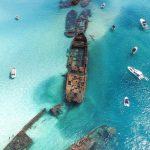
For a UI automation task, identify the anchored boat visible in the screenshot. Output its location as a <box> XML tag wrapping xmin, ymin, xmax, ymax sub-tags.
<box><xmin>64</xmin><ymin>10</ymin><xmax>78</xmax><ymax>37</ymax></box>
<box><xmin>128</xmin><ymin>66</ymin><xmax>148</xmax><ymax>80</ymax></box>
<box><xmin>140</xmin><ymin>18</ymin><xmax>148</xmax><ymax>29</ymax></box>
<box><xmin>100</xmin><ymin>2</ymin><xmax>106</xmax><ymax>9</ymax></box>
<box><xmin>124</xmin><ymin>97</ymin><xmax>130</xmax><ymax>107</ymax></box>
<box><xmin>66</xmin><ymin>32</ymin><xmax>88</xmax><ymax>103</ymax></box>
<box><xmin>10</xmin><ymin>67</ymin><xmax>16</xmax><ymax>79</ymax></box>
<box><xmin>131</xmin><ymin>46</ymin><xmax>138</xmax><ymax>55</ymax></box>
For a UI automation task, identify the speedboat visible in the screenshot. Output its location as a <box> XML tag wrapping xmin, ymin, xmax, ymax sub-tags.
<box><xmin>140</xmin><ymin>18</ymin><xmax>148</xmax><ymax>29</ymax></box>
<box><xmin>128</xmin><ymin>66</ymin><xmax>148</xmax><ymax>80</ymax></box>
<box><xmin>10</xmin><ymin>67</ymin><xmax>16</xmax><ymax>79</ymax></box>
<box><xmin>131</xmin><ymin>46</ymin><xmax>138</xmax><ymax>55</ymax></box>
<box><xmin>100</xmin><ymin>3</ymin><xmax>106</xmax><ymax>9</ymax></box>
<box><xmin>124</xmin><ymin>97</ymin><xmax>130</xmax><ymax>107</ymax></box>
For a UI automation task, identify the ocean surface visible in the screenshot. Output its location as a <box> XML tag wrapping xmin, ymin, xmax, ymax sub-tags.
<box><xmin>0</xmin><ymin>0</ymin><xmax>150</xmax><ymax>149</ymax></box>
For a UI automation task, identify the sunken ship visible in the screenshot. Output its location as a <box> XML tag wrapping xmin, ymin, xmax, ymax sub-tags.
<box><xmin>80</xmin><ymin>0</ymin><xmax>90</xmax><ymax>7</ymax></box>
<box><xmin>66</xmin><ymin>32</ymin><xmax>88</xmax><ymax>103</ymax></box>
<box><xmin>71</xmin><ymin>0</ymin><xmax>80</xmax><ymax>5</ymax></box>
<box><xmin>76</xmin><ymin>10</ymin><xmax>89</xmax><ymax>33</ymax></box>
<box><xmin>68</xmin><ymin>125</ymin><xmax>116</xmax><ymax>150</ymax></box>
<box><xmin>59</xmin><ymin>0</ymin><xmax>80</xmax><ymax>8</ymax></box>
<box><xmin>65</xmin><ymin>10</ymin><xmax>78</xmax><ymax>37</ymax></box>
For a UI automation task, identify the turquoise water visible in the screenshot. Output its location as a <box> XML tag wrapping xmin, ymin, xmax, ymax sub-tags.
<box><xmin>0</xmin><ymin>0</ymin><xmax>150</xmax><ymax>149</ymax></box>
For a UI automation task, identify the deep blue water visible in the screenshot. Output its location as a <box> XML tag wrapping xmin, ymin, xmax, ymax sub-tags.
<box><xmin>0</xmin><ymin>0</ymin><xmax>150</xmax><ymax>149</ymax></box>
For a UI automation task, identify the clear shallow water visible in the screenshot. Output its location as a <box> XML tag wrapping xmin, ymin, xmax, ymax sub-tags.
<box><xmin>0</xmin><ymin>0</ymin><xmax>150</xmax><ymax>149</ymax></box>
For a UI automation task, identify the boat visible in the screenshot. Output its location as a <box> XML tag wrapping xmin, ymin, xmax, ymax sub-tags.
<box><xmin>140</xmin><ymin>18</ymin><xmax>148</xmax><ymax>29</ymax></box>
<box><xmin>80</xmin><ymin>0</ymin><xmax>90</xmax><ymax>7</ymax></box>
<box><xmin>10</xmin><ymin>67</ymin><xmax>16</xmax><ymax>79</ymax></box>
<box><xmin>79</xmin><ymin>9</ymin><xmax>91</xmax><ymax>18</ymax></box>
<box><xmin>76</xmin><ymin>11</ymin><xmax>89</xmax><ymax>33</ymax></box>
<box><xmin>68</xmin><ymin>125</ymin><xmax>116</xmax><ymax>150</ymax></box>
<box><xmin>131</xmin><ymin>46</ymin><xmax>138</xmax><ymax>55</ymax></box>
<box><xmin>66</xmin><ymin>32</ymin><xmax>88</xmax><ymax>103</ymax></box>
<box><xmin>111</xmin><ymin>25</ymin><xmax>116</xmax><ymax>31</ymax></box>
<box><xmin>64</xmin><ymin>10</ymin><xmax>78</xmax><ymax>37</ymax></box>
<box><xmin>59</xmin><ymin>0</ymin><xmax>80</xmax><ymax>8</ymax></box>
<box><xmin>15</xmin><ymin>16</ymin><xmax>20</xmax><ymax>21</ymax></box>
<box><xmin>124</xmin><ymin>97</ymin><xmax>130</xmax><ymax>107</ymax></box>
<box><xmin>100</xmin><ymin>2</ymin><xmax>106</xmax><ymax>9</ymax></box>
<box><xmin>127</xmin><ymin>66</ymin><xmax>148</xmax><ymax>80</ymax></box>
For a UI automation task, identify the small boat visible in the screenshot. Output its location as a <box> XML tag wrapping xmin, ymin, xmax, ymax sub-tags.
<box><xmin>15</xmin><ymin>16</ymin><xmax>20</xmax><ymax>21</ymax></box>
<box><xmin>128</xmin><ymin>66</ymin><xmax>148</xmax><ymax>80</ymax></box>
<box><xmin>10</xmin><ymin>67</ymin><xmax>16</xmax><ymax>79</ymax></box>
<box><xmin>111</xmin><ymin>25</ymin><xmax>116</xmax><ymax>31</ymax></box>
<box><xmin>124</xmin><ymin>97</ymin><xmax>130</xmax><ymax>107</ymax></box>
<box><xmin>100</xmin><ymin>2</ymin><xmax>106</xmax><ymax>9</ymax></box>
<box><xmin>131</xmin><ymin>46</ymin><xmax>138</xmax><ymax>55</ymax></box>
<box><xmin>140</xmin><ymin>18</ymin><xmax>148</xmax><ymax>29</ymax></box>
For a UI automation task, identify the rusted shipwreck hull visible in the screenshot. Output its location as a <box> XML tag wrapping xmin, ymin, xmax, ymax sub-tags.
<box><xmin>65</xmin><ymin>10</ymin><xmax>78</xmax><ymax>37</ymax></box>
<box><xmin>71</xmin><ymin>0</ymin><xmax>80</xmax><ymax>5</ymax></box>
<box><xmin>66</xmin><ymin>32</ymin><xmax>88</xmax><ymax>103</ymax></box>
<box><xmin>80</xmin><ymin>0</ymin><xmax>90</xmax><ymax>7</ymax></box>
<box><xmin>59</xmin><ymin>0</ymin><xmax>80</xmax><ymax>8</ymax></box>
<box><xmin>68</xmin><ymin>125</ymin><xmax>116</xmax><ymax>150</ymax></box>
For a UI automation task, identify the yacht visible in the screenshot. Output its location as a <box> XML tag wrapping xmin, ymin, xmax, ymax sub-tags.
<box><xmin>128</xmin><ymin>66</ymin><xmax>148</xmax><ymax>80</ymax></box>
<box><xmin>10</xmin><ymin>67</ymin><xmax>16</xmax><ymax>79</ymax></box>
<box><xmin>140</xmin><ymin>18</ymin><xmax>148</xmax><ymax>29</ymax></box>
<box><xmin>124</xmin><ymin>97</ymin><xmax>130</xmax><ymax>107</ymax></box>
<box><xmin>131</xmin><ymin>46</ymin><xmax>138</xmax><ymax>55</ymax></box>
<box><xmin>100</xmin><ymin>3</ymin><xmax>106</xmax><ymax>9</ymax></box>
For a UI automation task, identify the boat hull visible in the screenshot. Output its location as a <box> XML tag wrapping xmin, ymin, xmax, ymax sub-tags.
<box><xmin>80</xmin><ymin>0</ymin><xmax>90</xmax><ymax>7</ymax></box>
<box><xmin>124</xmin><ymin>97</ymin><xmax>130</xmax><ymax>107</ymax></box>
<box><xmin>128</xmin><ymin>66</ymin><xmax>144</xmax><ymax>80</ymax></box>
<box><xmin>64</xmin><ymin>10</ymin><xmax>78</xmax><ymax>38</ymax></box>
<box><xmin>66</xmin><ymin>33</ymin><xmax>88</xmax><ymax>103</ymax></box>
<box><xmin>10</xmin><ymin>68</ymin><xmax>16</xmax><ymax>79</ymax></box>
<box><xmin>140</xmin><ymin>18</ymin><xmax>148</xmax><ymax>29</ymax></box>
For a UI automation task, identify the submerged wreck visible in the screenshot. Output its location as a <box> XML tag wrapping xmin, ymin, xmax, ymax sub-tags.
<box><xmin>65</xmin><ymin>10</ymin><xmax>78</xmax><ymax>37</ymax></box>
<box><xmin>49</xmin><ymin>103</ymin><xmax>63</xmax><ymax>117</ymax></box>
<box><xmin>71</xmin><ymin>0</ymin><xmax>80</xmax><ymax>5</ymax></box>
<box><xmin>76</xmin><ymin>10</ymin><xmax>89</xmax><ymax>33</ymax></box>
<box><xmin>80</xmin><ymin>0</ymin><xmax>90</xmax><ymax>7</ymax></box>
<box><xmin>59</xmin><ymin>0</ymin><xmax>80</xmax><ymax>8</ymax></box>
<box><xmin>68</xmin><ymin>125</ymin><xmax>116</xmax><ymax>150</ymax></box>
<box><xmin>66</xmin><ymin>32</ymin><xmax>88</xmax><ymax>103</ymax></box>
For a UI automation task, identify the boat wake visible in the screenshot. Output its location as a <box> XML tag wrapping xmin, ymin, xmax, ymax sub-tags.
<box><xmin>144</xmin><ymin>77</ymin><xmax>149</xmax><ymax>81</ymax></box>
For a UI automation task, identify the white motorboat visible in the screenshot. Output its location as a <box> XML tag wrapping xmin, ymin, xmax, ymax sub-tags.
<box><xmin>100</xmin><ymin>3</ymin><xmax>106</xmax><ymax>9</ymax></box>
<box><xmin>131</xmin><ymin>46</ymin><xmax>138</xmax><ymax>55</ymax></box>
<box><xmin>10</xmin><ymin>67</ymin><xmax>16</xmax><ymax>79</ymax></box>
<box><xmin>15</xmin><ymin>16</ymin><xmax>20</xmax><ymax>21</ymax></box>
<box><xmin>140</xmin><ymin>18</ymin><xmax>148</xmax><ymax>29</ymax></box>
<box><xmin>124</xmin><ymin>97</ymin><xmax>130</xmax><ymax>107</ymax></box>
<box><xmin>128</xmin><ymin>66</ymin><xmax>148</xmax><ymax>80</ymax></box>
